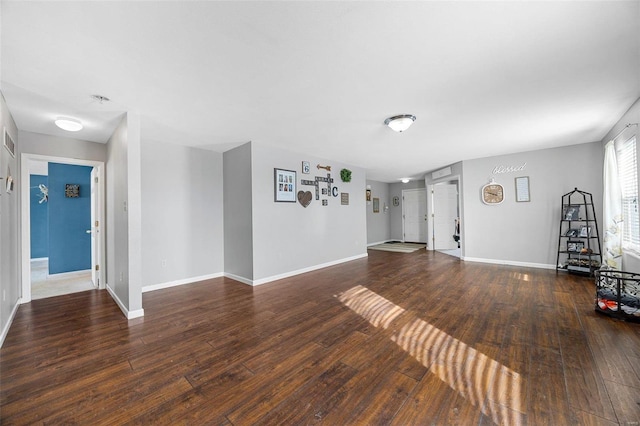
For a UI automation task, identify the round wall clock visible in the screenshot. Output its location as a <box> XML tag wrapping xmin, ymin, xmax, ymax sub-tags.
<box><xmin>481</xmin><ymin>181</ymin><xmax>504</xmax><ymax>205</ymax></box>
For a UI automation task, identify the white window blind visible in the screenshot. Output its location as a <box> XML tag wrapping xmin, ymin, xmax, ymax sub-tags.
<box><xmin>617</xmin><ymin>136</ymin><xmax>640</xmax><ymax>251</ymax></box>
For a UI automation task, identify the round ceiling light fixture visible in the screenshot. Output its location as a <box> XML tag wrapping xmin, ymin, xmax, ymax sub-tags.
<box><xmin>384</xmin><ymin>114</ymin><xmax>416</xmax><ymax>132</ymax></box>
<box><xmin>54</xmin><ymin>117</ymin><xmax>83</xmax><ymax>132</ymax></box>
<box><xmin>401</xmin><ymin>178</ymin><xmax>410</xmax><ymax>183</ymax></box>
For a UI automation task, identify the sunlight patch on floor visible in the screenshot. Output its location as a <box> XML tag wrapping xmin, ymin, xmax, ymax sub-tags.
<box><xmin>337</xmin><ymin>285</ymin><xmax>524</xmax><ymax>426</ymax></box>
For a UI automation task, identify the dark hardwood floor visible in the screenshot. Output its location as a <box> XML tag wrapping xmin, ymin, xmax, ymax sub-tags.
<box><xmin>2</xmin><ymin>250</ymin><xmax>639</xmax><ymax>425</ymax></box>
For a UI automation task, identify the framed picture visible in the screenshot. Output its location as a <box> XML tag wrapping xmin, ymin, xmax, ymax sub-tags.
<box><xmin>366</xmin><ymin>189</ymin><xmax>371</xmax><ymax>202</ymax></box>
<box><xmin>373</xmin><ymin>197</ymin><xmax>380</xmax><ymax>213</ymax></box>
<box><xmin>302</xmin><ymin>161</ymin><xmax>310</xmax><ymax>174</ymax></box>
<box><xmin>393</xmin><ymin>196</ymin><xmax>400</xmax><ymax>207</ymax></box>
<box><xmin>65</xmin><ymin>184</ymin><xmax>80</xmax><ymax>198</ymax></box>
<box><xmin>579</xmin><ymin>225</ymin><xmax>591</xmax><ymax>238</ymax></box>
<box><xmin>274</xmin><ymin>168</ymin><xmax>296</xmax><ymax>202</ymax></box>
<box><xmin>567</xmin><ymin>241</ymin><xmax>584</xmax><ymax>252</ymax></box>
<box><xmin>563</xmin><ymin>205</ymin><xmax>580</xmax><ymax>221</ymax></box>
<box><xmin>565</xmin><ymin>228</ymin><xmax>580</xmax><ymax>237</ymax></box>
<box><xmin>515</xmin><ymin>176</ymin><xmax>530</xmax><ymax>202</ymax></box>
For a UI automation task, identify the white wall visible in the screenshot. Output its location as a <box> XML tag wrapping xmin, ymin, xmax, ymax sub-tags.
<box><xmin>223</xmin><ymin>142</ymin><xmax>253</xmax><ymax>281</ymax></box>
<box><xmin>461</xmin><ymin>142</ymin><xmax>603</xmax><ymax>267</ymax></box>
<box><xmin>19</xmin><ymin>131</ymin><xmax>107</xmax><ymax>162</ymax></box>
<box><xmin>601</xmin><ymin>96</ymin><xmax>640</xmax><ymax>273</ymax></box>
<box><xmin>250</xmin><ymin>143</ymin><xmax>367</xmax><ymax>283</ymax></box>
<box><xmin>389</xmin><ymin>179</ymin><xmax>426</xmax><ymax>241</ymax></box>
<box><xmin>0</xmin><ymin>91</ymin><xmax>20</xmax><ymax>346</ymax></box>
<box><xmin>106</xmin><ymin>112</ymin><xmax>143</xmax><ymax>318</ymax></box>
<box><xmin>141</xmin><ymin>140</ymin><xmax>224</xmax><ymax>288</ymax></box>
<box><xmin>366</xmin><ymin>179</ymin><xmax>391</xmax><ymax>245</ymax></box>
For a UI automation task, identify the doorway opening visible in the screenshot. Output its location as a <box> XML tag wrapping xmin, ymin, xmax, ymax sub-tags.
<box><xmin>429</xmin><ymin>178</ymin><xmax>461</xmax><ymax>258</ymax></box>
<box><xmin>21</xmin><ymin>154</ymin><xmax>105</xmax><ymax>303</ymax></box>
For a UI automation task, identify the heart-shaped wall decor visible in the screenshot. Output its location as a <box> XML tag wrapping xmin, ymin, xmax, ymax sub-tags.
<box><xmin>297</xmin><ymin>191</ymin><xmax>312</xmax><ymax>208</ymax></box>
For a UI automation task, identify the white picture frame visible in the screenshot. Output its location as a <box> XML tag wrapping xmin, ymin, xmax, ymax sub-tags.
<box><xmin>515</xmin><ymin>176</ymin><xmax>530</xmax><ymax>202</ymax></box>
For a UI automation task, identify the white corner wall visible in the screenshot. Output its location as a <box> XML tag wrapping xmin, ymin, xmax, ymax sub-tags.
<box><xmin>366</xmin><ymin>179</ymin><xmax>391</xmax><ymax>245</ymax></box>
<box><xmin>461</xmin><ymin>142</ymin><xmax>603</xmax><ymax>268</ymax></box>
<box><xmin>0</xmin><ymin>91</ymin><xmax>20</xmax><ymax>347</ymax></box>
<box><xmin>19</xmin><ymin>131</ymin><xmax>107</xmax><ymax>162</ymax></box>
<box><xmin>223</xmin><ymin>142</ymin><xmax>254</xmax><ymax>282</ymax></box>
<box><xmin>141</xmin><ymin>140</ymin><xmax>224</xmax><ymax>291</ymax></box>
<box><xmin>106</xmin><ymin>112</ymin><xmax>143</xmax><ymax>319</ymax></box>
<box><xmin>250</xmin><ymin>143</ymin><xmax>367</xmax><ymax>283</ymax></box>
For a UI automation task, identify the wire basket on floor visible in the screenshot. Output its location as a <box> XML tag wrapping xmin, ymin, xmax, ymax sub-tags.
<box><xmin>595</xmin><ymin>269</ymin><xmax>640</xmax><ymax>322</ymax></box>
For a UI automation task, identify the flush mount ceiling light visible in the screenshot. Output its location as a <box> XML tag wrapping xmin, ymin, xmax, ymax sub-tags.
<box><xmin>401</xmin><ymin>178</ymin><xmax>410</xmax><ymax>183</ymax></box>
<box><xmin>384</xmin><ymin>114</ymin><xmax>416</xmax><ymax>132</ymax></box>
<box><xmin>54</xmin><ymin>117</ymin><xmax>83</xmax><ymax>132</ymax></box>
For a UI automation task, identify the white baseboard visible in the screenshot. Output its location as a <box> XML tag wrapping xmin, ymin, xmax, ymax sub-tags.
<box><xmin>225</xmin><ymin>253</ymin><xmax>369</xmax><ymax>286</ymax></box>
<box><xmin>462</xmin><ymin>256</ymin><xmax>555</xmax><ymax>270</ymax></box>
<box><xmin>223</xmin><ymin>272</ymin><xmax>253</xmax><ymax>286</ymax></box>
<box><xmin>142</xmin><ymin>272</ymin><xmax>224</xmax><ymax>293</ymax></box>
<box><xmin>30</xmin><ymin>257</ymin><xmax>48</xmax><ymax>262</ymax></box>
<box><xmin>106</xmin><ymin>285</ymin><xmax>145</xmax><ymax>319</ymax></box>
<box><xmin>0</xmin><ymin>298</ymin><xmax>22</xmax><ymax>349</ymax></box>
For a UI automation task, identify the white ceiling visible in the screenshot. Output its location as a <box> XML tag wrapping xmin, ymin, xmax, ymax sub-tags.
<box><xmin>2</xmin><ymin>1</ymin><xmax>639</xmax><ymax>182</ymax></box>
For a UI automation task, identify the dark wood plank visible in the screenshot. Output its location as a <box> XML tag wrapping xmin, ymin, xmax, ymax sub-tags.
<box><xmin>2</xmin><ymin>250</ymin><xmax>639</xmax><ymax>424</ymax></box>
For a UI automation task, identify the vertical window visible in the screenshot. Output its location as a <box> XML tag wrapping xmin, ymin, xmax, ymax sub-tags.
<box><xmin>617</xmin><ymin>136</ymin><xmax>640</xmax><ymax>251</ymax></box>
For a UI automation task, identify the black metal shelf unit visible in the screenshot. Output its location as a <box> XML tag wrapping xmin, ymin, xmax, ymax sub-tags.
<box><xmin>556</xmin><ymin>188</ymin><xmax>602</xmax><ymax>275</ymax></box>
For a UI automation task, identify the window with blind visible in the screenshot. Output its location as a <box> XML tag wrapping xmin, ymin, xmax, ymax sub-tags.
<box><xmin>617</xmin><ymin>136</ymin><xmax>640</xmax><ymax>252</ymax></box>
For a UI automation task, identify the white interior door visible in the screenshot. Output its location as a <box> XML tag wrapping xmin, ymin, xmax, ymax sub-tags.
<box><xmin>433</xmin><ymin>183</ymin><xmax>459</xmax><ymax>250</ymax></box>
<box><xmin>90</xmin><ymin>167</ymin><xmax>100</xmax><ymax>287</ymax></box>
<box><xmin>403</xmin><ymin>189</ymin><xmax>427</xmax><ymax>243</ymax></box>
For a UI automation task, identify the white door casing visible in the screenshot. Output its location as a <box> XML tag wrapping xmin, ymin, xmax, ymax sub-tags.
<box><xmin>90</xmin><ymin>167</ymin><xmax>101</xmax><ymax>288</ymax></box>
<box><xmin>20</xmin><ymin>154</ymin><xmax>106</xmax><ymax>303</ymax></box>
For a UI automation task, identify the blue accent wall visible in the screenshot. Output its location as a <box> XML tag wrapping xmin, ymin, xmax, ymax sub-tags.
<box><xmin>48</xmin><ymin>163</ymin><xmax>92</xmax><ymax>274</ymax></box>
<box><xmin>30</xmin><ymin>175</ymin><xmax>49</xmax><ymax>259</ymax></box>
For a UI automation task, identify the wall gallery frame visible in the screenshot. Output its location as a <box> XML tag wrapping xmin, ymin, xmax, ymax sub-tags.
<box><xmin>274</xmin><ymin>168</ymin><xmax>297</xmax><ymax>202</ymax></box>
<box><xmin>515</xmin><ymin>176</ymin><xmax>530</xmax><ymax>202</ymax></box>
<box><xmin>373</xmin><ymin>197</ymin><xmax>380</xmax><ymax>213</ymax></box>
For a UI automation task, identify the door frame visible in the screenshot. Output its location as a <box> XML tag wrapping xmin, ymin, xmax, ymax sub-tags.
<box><xmin>427</xmin><ymin>175</ymin><xmax>462</xmax><ymax>253</ymax></box>
<box><xmin>20</xmin><ymin>153</ymin><xmax>106</xmax><ymax>303</ymax></box>
<box><xmin>401</xmin><ymin>188</ymin><xmax>428</xmax><ymax>244</ymax></box>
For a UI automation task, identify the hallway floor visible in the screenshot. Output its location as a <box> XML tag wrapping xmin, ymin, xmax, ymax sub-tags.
<box><xmin>31</xmin><ymin>259</ymin><xmax>95</xmax><ymax>300</ymax></box>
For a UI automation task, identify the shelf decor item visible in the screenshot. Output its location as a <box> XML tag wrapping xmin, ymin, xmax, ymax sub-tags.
<box><xmin>274</xmin><ymin>168</ymin><xmax>296</xmax><ymax>202</ymax></box>
<box><xmin>567</xmin><ymin>241</ymin><xmax>584</xmax><ymax>252</ymax></box>
<box><xmin>563</xmin><ymin>205</ymin><xmax>580</xmax><ymax>220</ymax></box>
<box><xmin>579</xmin><ymin>226</ymin><xmax>592</xmax><ymax>237</ymax></box>
<box><xmin>565</xmin><ymin>228</ymin><xmax>580</xmax><ymax>237</ymax></box>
